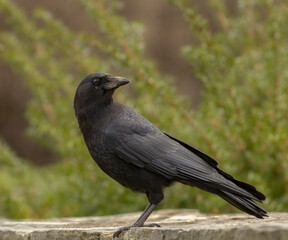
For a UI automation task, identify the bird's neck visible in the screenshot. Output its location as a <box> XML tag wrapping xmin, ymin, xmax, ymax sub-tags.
<box><xmin>76</xmin><ymin>99</ymin><xmax>113</xmax><ymax>124</ymax></box>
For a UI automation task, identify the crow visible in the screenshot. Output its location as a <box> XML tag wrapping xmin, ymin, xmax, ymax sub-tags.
<box><xmin>74</xmin><ymin>72</ymin><xmax>267</xmax><ymax>238</ymax></box>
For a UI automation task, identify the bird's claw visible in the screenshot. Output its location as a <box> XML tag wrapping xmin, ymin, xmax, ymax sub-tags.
<box><xmin>113</xmin><ymin>226</ymin><xmax>132</xmax><ymax>239</ymax></box>
<box><xmin>113</xmin><ymin>223</ymin><xmax>160</xmax><ymax>239</ymax></box>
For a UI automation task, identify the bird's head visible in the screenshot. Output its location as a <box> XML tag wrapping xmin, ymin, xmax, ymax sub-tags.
<box><xmin>74</xmin><ymin>72</ymin><xmax>130</xmax><ymax>113</ymax></box>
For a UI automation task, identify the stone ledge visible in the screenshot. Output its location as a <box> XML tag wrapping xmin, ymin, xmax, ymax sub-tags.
<box><xmin>0</xmin><ymin>210</ymin><xmax>287</xmax><ymax>240</ymax></box>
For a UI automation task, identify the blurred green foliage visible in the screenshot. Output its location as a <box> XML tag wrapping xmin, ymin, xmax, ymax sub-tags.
<box><xmin>0</xmin><ymin>0</ymin><xmax>287</xmax><ymax>219</ymax></box>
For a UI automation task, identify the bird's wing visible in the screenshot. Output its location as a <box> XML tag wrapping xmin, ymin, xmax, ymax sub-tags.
<box><xmin>107</xmin><ymin>121</ymin><xmax>221</xmax><ymax>182</ymax></box>
<box><xmin>106</xmin><ymin>120</ymin><xmax>258</xmax><ymax>199</ymax></box>
<box><xmin>164</xmin><ymin>133</ymin><xmax>218</xmax><ymax>167</ymax></box>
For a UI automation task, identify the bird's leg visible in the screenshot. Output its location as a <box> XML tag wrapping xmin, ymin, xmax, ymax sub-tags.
<box><xmin>132</xmin><ymin>203</ymin><xmax>160</xmax><ymax>227</ymax></box>
<box><xmin>113</xmin><ymin>203</ymin><xmax>159</xmax><ymax>239</ymax></box>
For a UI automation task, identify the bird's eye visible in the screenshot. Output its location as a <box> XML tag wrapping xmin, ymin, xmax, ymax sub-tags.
<box><xmin>92</xmin><ymin>78</ymin><xmax>101</xmax><ymax>86</ymax></box>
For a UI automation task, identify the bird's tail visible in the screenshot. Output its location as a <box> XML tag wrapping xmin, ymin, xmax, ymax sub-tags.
<box><xmin>218</xmin><ymin>190</ymin><xmax>268</xmax><ymax>218</ymax></box>
<box><xmin>164</xmin><ymin>133</ymin><xmax>268</xmax><ymax>218</ymax></box>
<box><xmin>180</xmin><ymin>168</ymin><xmax>268</xmax><ymax>218</ymax></box>
<box><xmin>214</xmin><ymin>168</ymin><xmax>268</xmax><ymax>218</ymax></box>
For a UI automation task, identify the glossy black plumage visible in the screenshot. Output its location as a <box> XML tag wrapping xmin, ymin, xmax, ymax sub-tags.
<box><xmin>74</xmin><ymin>73</ymin><xmax>267</xmax><ymax>238</ymax></box>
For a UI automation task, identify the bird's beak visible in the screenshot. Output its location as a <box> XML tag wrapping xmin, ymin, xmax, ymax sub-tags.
<box><xmin>104</xmin><ymin>75</ymin><xmax>130</xmax><ymax>90</ymax></box>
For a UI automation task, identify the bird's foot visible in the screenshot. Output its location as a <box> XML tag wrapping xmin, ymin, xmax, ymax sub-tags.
<box><xmin>113</xmin><ymin>226</ymin><xmax>131</xmax><ymax>239</ymax></box>
<box><xmin>113</xmin><ymin>223</ymin><xmax>160</xmax><ymax>239</ymax></box>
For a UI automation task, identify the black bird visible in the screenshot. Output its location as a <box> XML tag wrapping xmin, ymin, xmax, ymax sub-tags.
<box><xmin>74</xmin><ymin>72</ymin><xmax>267</xmax><ymax>238</ymax></box>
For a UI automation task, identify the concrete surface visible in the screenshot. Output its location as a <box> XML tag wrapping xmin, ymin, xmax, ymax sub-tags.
<box><xmin>0</xmin><ymin>209</ymin><xmax>288</xmax><ymax>240</ymax></box>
